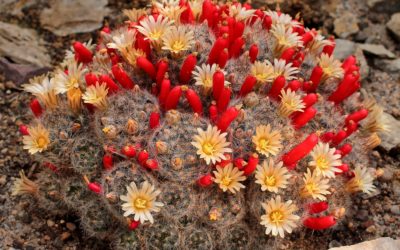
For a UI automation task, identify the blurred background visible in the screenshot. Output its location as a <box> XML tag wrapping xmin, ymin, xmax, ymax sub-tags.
<box><xmin>0</xmin><ymin>0</ymin><xmax>399</xmax><ymax>249</ymax></box>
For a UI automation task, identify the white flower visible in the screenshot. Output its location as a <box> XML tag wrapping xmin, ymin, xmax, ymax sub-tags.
<box><xmin>309</xmin><ymin>142</ymin><xmax>342</xmax><ymax>178</ymax></box>
<box><xmin>255</xmin><ymin>159</ymin><xmax>291</xmax><ymax>193</ymax></box>
<box><xmin>120</xmin><ymin>181</ymin><xmax>164</xmax><ymax>223</ymax></box>
<box><xmin>193</xmin><ymin>64</ymin><xmax>228</xmax><ymax>89</ymax></box>
<box><xmin>260</xmin><ymin>195</ymin><xmax>300</xmax><ymax>238</ymax></box>
<box><xmin>54</xmin><ymin>61</ymin><xmax>87</xmax><ymax>94</ymax></box>
<box><xmin>278</xmin><ymin>89</ymin><xmax>305</xmax><ymax>117</ymax></box>
<box><xmin>162</xmin><ymin>26</ymin><xmax>195</xmax><ymax>54</ymax></box>
<box><xmin>82</xmin><ymin>83</ymin><xmax>109</xmax><ymax>110</ymax></box>
<box><xmin>23</xmin><ymin>76</ymin><xmax>59</xmax><ymax>109</ymax></box>
<box><xmin>107</xmin><ymin>29</ymin><xmax>137</xmax><ymax>52</ymax></box>
<box><xmin>318</xmin><ymin>53</ymin><xmax>344</xmax><ymax>82</ymax></box>
<box><xmin>136</xmin><ymin>15</ymin><xmax>174</xmax><ymax>43</ymax></box>
<box><xmin>270</xmin><ymin>58</ymin><xmax>299</xmax><ymax>81</ymax></box>
<box><xmin>271</xmin><ymin>24</ymin><xmax>303</xmax><ymax>55</ymax></box>
<box><xmin>191</xmin><ymin>125</ymin><xmax>232</xmax><ymax>165</ymax></box>
<box><xmin>213</xmin><ymin>163</ymin><xmax>246</xmax><ymax>193</ymax></box>
<box><xmin>251</xmin><ymin>60</ymin><xmax>274</xmax><ymax>83</ymax></box>
<box><xmin>346</xmin><ymin>166</ymin><xmax>376</xmax><ymax>194</ymax></box>
<box><xmin>300</xmin><ymin>168</ymin><xmax>331</xmax><ymax>201</ymax></box>
<box><xmin>264</xmin><ymin>10</ymin><xmax>301</xmax><ymax>28</ymax></box>
<box><xmin>23</xmin><ymin>124</ymin><xmax>50</xmax><ymax>155</ymax></box>
<box><xmin>252</xmin><ymin>124</ymin><xmax>282</xmax><ymax>157</ymax></box>
<box><xmin>229</xmin><ymin>4</ymin><xmax>256</xmax><ymax>21</ymax></box>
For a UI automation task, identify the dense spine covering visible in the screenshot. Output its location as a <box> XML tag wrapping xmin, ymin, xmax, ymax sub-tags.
<box><xmin>14</xmin><ymin>1</ymin><xmax>389</xmax><ymax>248</ymax></box>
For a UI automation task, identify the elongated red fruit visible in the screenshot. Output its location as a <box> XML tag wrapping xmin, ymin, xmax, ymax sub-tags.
<box><xmin>158</xmin><ymin>78</ymin><xmax>171</xmax><ymax>107</ymax></box>
<box><xmin>208</xmin><ymin>35</ymin><xmax>228</xmax><ymax>64</ymax></box>
<box><xmin>308</xmin><ymin>202</ymin><xmax>329</xmax><ymax>214</ymax></box>
<box><xmin>185</xmin><ymin>88</ymin><xmax>203</xmax><ymax>115</ymax></box>
<box><xmin>302</xmin><ymin>94</ymin><xmax>318</xmax><ymax>108</ymax></box>
<box><xmin>85</xmin><ymin>73</ymin><xmax>98</xmax><ymax>86</ymax></box>
<box><xmin>122</xmin><ymin>145</ymin><xmax>136</xmax><ymax>158</ymax></box>
<box><xmin>243</xmin><ymin>154</ymin><xmax>259</xmax><ymax>176</ymax></box>
<box><xmin>135</xmin><ymin>33</ymin><xmax>151</xmax><ymax>58</ymax></box>
<box><xmin>320</xmin><ymin>132</ymin><xmax>334</xmax><ymax>143</ymax></box>
<box><xmin>145</xmin><ymin>159</ymin><xmax>159</xmax><ymax>170</ymax></box>
<box><xmin>180</xmin><ymin>53</ymin><xmax>197</xmax><ymax>84</ymax></box>
<box><xmin>180</xmin><ymin>1</ymin><xmax>194</xmax><ymax>24</ymax></box>
<box><xmin>198</xmin><ymin>174</ymin><xmax>213</xmax><ymax>187</ymax></box>
<box><xmin>149</xmin><ymin>112</ymin><xmax>160</xmax><ymax>129</ymax></box>
<box><xmin>213</xmin><ymin>71</ymin><xmax>225</xmax><ymax>101</ymax></box>
<box><xmin>345</xmin><ymin>121</ymin><xmax>358</xmax><ymax>136</ymax></box>
<box><xmin>99</xmin><ymin>74</ymin><xmax>119</xmax><ymax>94</ymax></box>
<box><xmin>269</xmin><ymin>75</ymin><xmax>286</xmax><ymax>100</ymax></box>
<box><xmin>301</xmin><ymin>31</ymin><xmax>315</xmax><ymax>46</ymax></box>
<box><xmin>262</xmin><ymin>15</ymin><xmax>272</xmax><ymax>30</ymax></box>
<box><xmin>234</xmin><ymin>158</ymin><xmax>246</xmax><ymax>170</ymax></box>
<box><xmin>249</xmin><ymin>44</ymin><xmax>258</xmax><ymax>63</ymax></box>
<box><xmin>339</xmin><ymin>144</ymin><xmax>352</xmax><ymax>157</ymax></box>
<box><xmin>286</xmin><ymin>80</ymin><xmax>302</xmax><ymax>91</ymax></box>
<box><xmin>137</xmin><ymin>56</ymin><xmax>156</xmax><ymax>80</ymax></box>
<box><xmin>165</xmin><ymin>86</ymin><xmax>182</xmax><ymax>110</ymax></box>
<box><xmin>112</xmin><ymin>64</ymin><xmax>134</xmax><ymax>89</ymax></box>
<box><xmin>322</xmin><ymin>36</ymin><xmax>335</xmax><ymax>56</ymax></box>
<box><xmin>217</xmin><ymin>106</ymin><xmax>239</xmax><ymax>132</ymax></box>
<box><xmin>103</xmin><ymin>155</ymin><xmax>113</xmax><ymax>170</ymax></box>
<box><xmin>342</xmin><ymin>55</ymin><xmax>357</xmax><ymax>72</ymax></box>
<box><xmin>30</xmin><ymin>99</ymin><xmax>43</xmax><ymax>117</ymax></box>
<box><xmin>345</xmin><ymin>109</ymin><xmax>368</xmax><ymax>125</ymax></box>
<box><xmin>156</xmin><ymin>59</ymin><xmax>169</xmax><ymax>86</ymax></box>
<box><xmin>137</xmin><ymin>150</ymin><xmax>149</xmax><ymax>165</ymax></box>
<box><xmin>217</xmin><ymin>87</ymin><xmax>231</xmax><ymax>112</ymax></box>
<box><xmin>282</xmin><ymin>133</ymin><xmax>318</xmax><ymax>169</ymax></box>
<box><xmin>129</xmin><ymin>220</ymin><xmax>140</xmax><ymax>230</ymax></box>
<box><xmin>209</xmin><ymin>102</ymin><xmax>218</xmax><ymax>123</ymax></box>
<box><xmin>308</xmin><ymin>65</ymin><xmax>323</xmax><ymax>92</ymax></box>
<box><xmin>19</xmin><ymin>124</ymin><xmax>29</xmax><ymax>135</ymax></box>
<box><xmin>335</xmin><ymin>163</ymin><xmax>349</xmax><ymax>175</ymax></box>
<box><xmin>331</xmin><ymin>130</ymin><xmax>347</xmax><ymax>146</ymax></box>
<box><xmin>292</xmin><ymin>107</ymin><xmax>317</xmax><ymax>129</ymax></box>
<box><xmin>73</xmin><ymin>41</ymin><xmax>93</xmax><ymax>64</ymax></box>
<box><xmin>217</xmin><ymin>49</ymin><xmax>229</xmax><ymax>68</ymax></box>
<box><xmin>88</xmin><ymin>182</ymin><xmax>102</xmax><ymax>193</ymax></box>
<box><xmin>280</xmin><ymin>47</ymin><xmax>296</xmax><ymax>62</ymax></box>
<box><xmin>229</xmin><ymin>37</ymin><xmax>244</xmax><ymax>58</ymax></box>
<box><xmin>328</xmin><ymin>73</ymin><xmax>359</xmax><ymax>104</ymax></box>
<box><xmin>232</xmin><ymin>21</ymin><xmax>245</xmax><ymax>41</ymax></box>
<box><xmin>239</xmin><ymin>75</ymin><xmax>257</xmax><ymax>96</ymax></box>
<box><xmin>303</xmin><ymin>216</ymin><xmax>336</xmax><ymax>230</ymax></box>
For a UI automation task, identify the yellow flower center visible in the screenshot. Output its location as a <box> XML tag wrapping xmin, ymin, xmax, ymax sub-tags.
<box><xmin>69</xmin><ymin>78</ymin><xmax>79</xmax><ymax>89</ymax></box>
<box><xmin>258</xmin><ymin>138</ymin><xmax>270</xmax><ymax>151</ymax></box>
<box><xmin>171</xmin><ymin>40</ymin><xmax>185</xmax><ymax>52</ymax></box>
<box><xmin>202</xmin><ymin>142</ymin><xmax>215</xmax><ymax>155</ymax></box>
<box><xmin>305</xmin><ymin>182</ymin><xmax>318</xmax><ymax>195</ymax></box>
<box><xmin>221</xmin><ymin>176</ymin><xmax>232</xmax><ymax>187</ymax></box>
<box><xmin>134</xmin><ymin>197</ymin><xmax>148</xmax><ymax>209</ymax></box>
<box><xmin>285</xmin><ymin>99</ymin><xmax>298</xmax><ymax>111</ymax></box>
<box><xmin>37</xmin><ymin>137</ymin><xmax>47</xmax><ymax>148</ymax></box>
<box><xmin>255</xmin><ymin>72</ymin><xmax>269</xmax><ymax>81</ymax></box>
<box><xmin>264</xmin><ymin>175</ymin><xmax>277</xmax><ymax>186</ymax></box>
<box><xmin>102</xmin><ymin>127</ymin><xmax>112</xmax><ymax>134</ymax></box>
<box><xmin>322</xmin><ymin>66</ymin><xmax>333</xmax><ymax>77</ymax></box>
<box><xmin>203</xmin><ymin>77</ymin><xmax>212</xmax><ymax>88</ymax></box>
<box><xmin>149</xmin><ymin>31</ymin><xmax>163</xmax><ymax>40</ymax></box>
<box><xmin>269</xmin><ymin>210</ymin><xmax>284</xmax><ymax>225</ymax></box>
<box><xmin>316</xmin><ymin>156</ymin><xmax>329</xmax><ymax>170</ymax></box>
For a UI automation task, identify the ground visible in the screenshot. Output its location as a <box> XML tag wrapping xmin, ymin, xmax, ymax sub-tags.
<box><xmin>0</xmin><ymin>0</ymin><xmax>399</xmax><ymax>249</ymax></box>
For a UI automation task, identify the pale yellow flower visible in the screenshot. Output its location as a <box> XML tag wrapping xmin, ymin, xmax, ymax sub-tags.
<box><xmin>213</xmin><ymin>163</ymin><xmax>246</xmax><ymax>193</ymax></box>
<box><xmin>264</xmin><ymin>10</ymin><xmax>301</xmax><ymax>28</ymax></box>
<box><xmin>271</xmin><ymin>24</ymin><xmax>303</xmax><ymax>55</ymax></box>
<box><xmin>300</xmin><ymin>168</ymin><xmax>331</xmax><ymax>201</ymax></box>
<box><xmin>318</xmin><ymin>53</ymin><xmax>344</xmax><ymax>82</ymax></box>
<box><xmin>136</xmin><ymin>15</ymin><xmax>174</xmax><ymax>44</ymax></box>
<box><xmin>307</xmin><ymin>33</ymin><xmax>331</xmax><ymax>54</ymax></box>
<box><xmin>251</xmin><ymin>60</ymin><xmax>274</xmax><ymax>84</ymax></box>
<box><xmin>278</xmin><ymin>89</ymin><xmax>305</xmax><ymax>117</ymax></box>
<box><xmin>54</xmin><ymin>61</ymin><xmax>87</xmax><ymax>94</ymax></box>
<box><xmin>191</xmin><ymin>125</ymin><xmax>232</xmax><ymax>165</ymax></box>
<box><xmin>229</xmin><ymin>4</ymin><xmax>256</xmax><ymax>21</ymax></box>
<box><xmin>107</xmin><ymin>29</ymin><xmax>144</xmax><ymax>67</ymax></box>
<box><xmin>162</xmin><ymin>26</ymin><xmax>194</xmax><ymax>54</ymax></box>
<box><xmin>193</xmin><ymin>64</ymin><xmax>228</xmax><ymax>90</ymax></box>
<box><xmin>23</xmin><ymin>76</ymin><xmax>59</xmax><ymax>109</ymax></box>
<box><xmin>252</xmin><ymin>124</ymin><xmax>282</xmax><ymax>157</ymax></box>
<box><xmin>23</xmin><ymin>124</ymin><xmax>50</xmax><ymax>155</ymax></box>
<box><xmin>346</xmin><ymin>166</ymin><xmax>376</xmax><ymax>194</ymax></box>
<box><xmin>255</xmin><ymin>159</ymin><xmax>291</xmax><ymax>193</ymax></box>
<box><xmin>12</xmin><ymin>170</ymin><xmax>38</xmax><ymax>196</ymax></box>
<box><xmin>309</xmin><ymin>142</ymin><xmax>342</xmax><ymax>178</ymax></box>
<box><xmin>260</xmin><ymin>195</ymin><xmax>300</xmax><ymax>238</ymax></box>
<box><xmin>123</xmin><ymin>8</ymin><xmax>147</xmax><ymax>22</ymax></box>
<box><xmin>82</xmin><ymin>83</ymin><xmax>108</xmax><ymax>110</ymax></box>
<box><xmin>120</xmin><ymin>181</ymin><xmax>164</xmax><ymax>223</ymax></box>
<box><xmin>189</xmin><ymin>0</ymin><xmax>203</xmax><ymax>19</ymax></box>
<box><xmin>270</xmin><ymin>59</ymin><xmax>299</xmax><ymax>81</ymax></box>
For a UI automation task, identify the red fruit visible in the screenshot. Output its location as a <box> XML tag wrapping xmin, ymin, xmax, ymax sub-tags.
<box><xmin>165</xmin><ymin>86</ymin><xmax>182</xmax><ymax>110</ymax></box>
<box><xmin>331</xmin><ymin>130</ymin><xmax>347</xmax><ymax>146</ymax></box>
<box><xmin>302</xmin><ymin>94</ymin><xmax>318</xmax><ymax>108</ymax></box>
<box><xmin>19</xmin><ymin>124</ymin><xmax>29</xmax><ymax>135</ymax></box>
<box><xmin>180</xmin><ymin>53</ymin><xmax>197</xmax><ymax>84</ymax></box>
<box><xmin>229</xmin><ymin>37</ymin><xmax>244</xmax><ymax>58</ymax></box>
<box><xmin>239</xmin><ymin>75</ymin><xmax>257</xmax><ymax>97</ymax></box>
<box><xmin>328</xmin><ymin>73</ymin><xmax>360</xmax><ymax>104</ymax></box>
<box><xmin>262</xmin><ymin>15</ymin><xmax>272</xmax><ymax>30</ymax></box>
<box><xmin>345</xmin><ymin>109</ymin><xmax>368</xmax><ymax>125</ymax></box>
<box><xmin>234</xmin><ymin>158</ymin><xmax>246</xmax><ymax>170</ymax></box>
<box><xmin>217</xmin><ymin>87</ymin><xmax>231</xmax><ymax>113</ymax></box>
<box><xmin>185</xmin><ymin>88</ymin><xmax>203</xmax><ymax>115</ymax></box>
<box><xmin>320</xmin><ymin>132</ymin><xmax>334</xmax><ymax>143</ymax></box>
<box><xmin>122</xmin><ymin>145</ymin><xmax>136</xmax><ymax>158</ymax></box>
<box><xmin>73</xmin><ymin>41</ymin><xmax>93</xmax><ymax>64</ymax></box>
<box><xmin>301</xmin><ymin>31</ymin><xmax>315</xmax><ymax>46</ymax></box>
<box><xmin>180</xmin><ymin>1</ymin><xmax>194</xmax><ymax>24</ymax></box>
<box><xmin>308</xmin><ymin>201</ymin><xmax>329</xmax><ymax>214</ymax></box>
<box><xmin>217</xmin><ymin>49</ymin><xmax>229</xmax><ymax>68</ymax></box>
<box><xmin>156</xmin><ymin>59</ymin><xmax>169</xmax><ymax>86</ymax></box>
<box><xmin>341</xmin><ymin>55</ymin><xmax>357</xmax><ymax>72</ymax></box>
<box><xmin>197</xmin><ymin>174</ymin><xmax>213</xmax><ymax>187</ymax></box>
<box><xmin>208</xmin><ymin>35</ymin><xmax>228</xmax><ymax>64</ymax></box>
<box><xmin>88</xmin><ymin>182</ymin><xmax>102</xmax><ymax>193</ymax></box>
<box><xmin>249</xmin><ymin>44</ymin><xmax>258</xmax><ymax>63</ymax></box>
<box><xmin>30</xmin><ymin>99</ymin><xmax>43</xmax><ymax>117</ymax></box>
<box><xmin>285</xmin><ymin>80</ymin><xmax>302</xmax><ymax>92</ymax></box>
<box><xmin>308</xmin><ymin>65</ymin><xmax>323</xmax><ymax>92</ymax></box>
<box><xmin>158</xmin><ymin>78</ymin><xmax>171</xmax><ymax>107</ymax></box>
<box><xmin>129</xmin><ymin>220</ymin><xmax>140</xmax><ymax>230</ymax></box>
<box><xmin>322</xmin><ymin>36</ymin><xmax>335</xmax><ymax>56</ymax></box>
<box><xmin>145</xmin><ymin>159</ymin><xmax>159</xmax><ymax>170</ymax></box>
<box><xmin>335</xmin><ymin>164</ymin><xmax>349</xmax><ymax>175</ymax></box>
<box><xmin>217</xmin><ymin>154</ymin><xmax>232</xmax><ymax>168</ymax></box>
<box><xmin>213</xmin><ymin>71</ymin><xmax>225</xmax><ymax>101</ymax></box>
<box><xmin>99</xmin><ymin>74</ymin><xmax>119</xmax><ymax>94</ymax></box>
<box><xmin>269</xmin><ymin>75</ymin><xmax>286</xmax><ymax>100</ymax></box>
<box><xmin>137</xmin><ymin>150</ymin><xmax>149</xmax><ymax>164</ymax></box>
<box><xmin>209</xmin><ymin>102</ymin><xmax>218</xmax><ymax>123</ymax></box>
<box><xmin>149</xmin><ymin>112</ymin><xmax>160</xmax><ymax>129</ymax></box>
<box><xmin>339</xmin><ymin>144</ymin><xmax>352</xmax><ymax>157</ymax></box>
<box><xmin>280</xmin><ymin>47</ymin><xmax>296</xmax><ymax>62</ymax></box>
<box><xmin>111</xmin><ymin>64</ymin><xmax>135</xmax><ymax>89</ymax></box>
<box><xmin>303</xmin><ymin>216</ymin><xmax>336</xmax><ymax>230</ymax></box>
<box><xmin>103</xmin><ymin>155</ymin><xmax>113</xmax><ymax>170</ymax></box>
<box><xmin>243</xmin><ymin>154</ymin><xmax>259</xmax><ymax>176</ymax></box>
<box><xmin>137</xmin><ymin>56</ymin><xmax>156</xmax><ymax>80</ymax></box>
<box><xmin>282</xmin><ymin>133</ymin><xmax>319</xmax><ymax>169</ymax></box>
<box><xmin>217</xmin><ymin>106</ymin><xmax>239</xmax><ymax>132</ymax></box>
<box><xmin>292</xmin><ymin>107</ymin><xmax>317</xmax><ymax>130</ymax></box>
<box><xmin>85</xmin><ymin>73</ymin><xmax>98</xmax><ymax>86</ymax></box>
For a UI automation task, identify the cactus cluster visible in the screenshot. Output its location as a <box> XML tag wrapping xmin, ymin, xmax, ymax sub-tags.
<box><xmin>15</xmin><ymin>1</ymin><xmax>388</xmax><ymax>248</ymax></box>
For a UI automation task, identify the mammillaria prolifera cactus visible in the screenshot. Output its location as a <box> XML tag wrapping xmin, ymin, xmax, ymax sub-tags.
<box><xmin>14</xmin><ymin>1</ymin><xmax>389</xmax><ymax>248</ymax></box>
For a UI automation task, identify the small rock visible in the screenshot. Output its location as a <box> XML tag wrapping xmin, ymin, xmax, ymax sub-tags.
<box><xmin>66</xmin><ymin>222</ymin><xmax>76</xmax><ymax>231</ymax></box>
<box><xmin>354</xmin><ymin>47</ymin><xmax>369</xmax><ymax>80</ymax></box>
<box><xmin>0</xmin><ymin>175</ymin><xmax>6</xmax><ymax>186</ymax></box>
<box><xmin>387</xmin><ymin>13</ymin><xmax>400</xmax><ymax>42</ymax></box>
<box><xmin>390</xmin><ymin>205</ymin><xmax>400</xmax><ymax>215</ymax></box>
<box><xmin>40</xmin><ymin>0</ymin><xmax>109</xmax><ymax>36</ymax></box>
<box><xmin>376</xmin><ymin>58</ymin><xmax>400</xmax><ymax>73</ymax></box>
<box><xmin>358</xmin><ymin>44</ymin><xmax>396</xmax><ymax>59</ymax></box>
<box><xmin>0</xmin><ymin>58</ymin><xmax>50</xmax><ymax>85</ymax></box>
<box><xmin>393</xmin><ymin>181</ymin><xmax>400</xmax><ymax>197</ymax></box>
<box><xmin>47</xmin><ymin>220</ymin><xmax>55</xmax><ymax>227</ymax></box>
<box><xmin>379</xmin><ymin>113</ymin><xmax>400</xmax><ymax>151</ymax></box>
<box><xmin>330</xmin><ymin>237</ymin><xmax>400</xmax><ymax>250</ymax></box>
<box><xmin>365</xmin><ymin>225</ymin><xmax>376</xmax><ymax>233</ymax></box>
<box><xmin>0</xmin><ymin>22</ymin><xmax>51</xmax><ymax>67</ymax></box>
<box><xmin>355</xmin><ymin>209</ymin><xmax>369</xmax><ymax>221</ymax></box>
<box><xmin>60</xmin><ymin>231</ymin><xmax>71</xmax><ymax>241</ymax></box>
<box><xmin>380</xmin><ymin>167</ymin><xmax>394</xmax><ymax>182</ymax></box>
<box><xmin>333</xmin><ymin>39</ymin><xmax>356</xmax><ymax>60</ymax></box>
<box><xmin>334</xmin><ymin>11</ymin><xmax>359</xmax><ymax>38</ymax></box>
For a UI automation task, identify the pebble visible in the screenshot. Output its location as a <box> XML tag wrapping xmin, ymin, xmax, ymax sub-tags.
<box><xmin>47</xmin><ymin>220</ymin><xmax>55</xmax><ymax>227</ymax></box>
<box><xmin>356</xmin><ymin>209</ymin><xmax>369</xmax><ymax>221</ymax></box>
<box><xmin>387</xmin><ymin>13</ymin><xmax>400</xmax><ymax>42</ymax></box>
<box><xmin>390</xmin><ymin>205</ymin><xmax>400</xmax><ymax>215</ymax></box>
<box><xmin>380</xmin><ymin>167</ymin><xmax>394</xmax><ymax>182</ymax></box>
<box><xmin>333</xmin><ymin>11</ymin><xmax>360</xmax><ymax>38</ymax></box>
<box><xmin>66</xmin><ymin>222</ymin><xmax>76</xmax><ymax>231</ymax></box>
<box><xmin>366</xmin><ymin>225</ymin><xmax>377</xmax><ymax>233</ymax></box>
<box><xmin>60</xmin><ymin>231</ymin><xmax>71</xmax><ymax>241</ymax></box>
<box><xmin>0</xmin><ymin>175</ymin><xmax>6</xmax><ymax>186</ymax></box>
